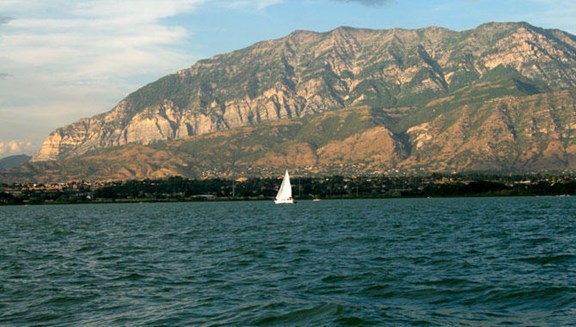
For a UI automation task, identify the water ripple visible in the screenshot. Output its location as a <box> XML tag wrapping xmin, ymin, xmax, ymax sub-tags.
<box><xmin>1</xmin><ymin>198</ymin><xmax>576</xmax><ymax>325</ymax></box>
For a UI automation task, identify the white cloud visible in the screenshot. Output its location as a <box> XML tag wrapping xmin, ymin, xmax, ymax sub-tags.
<box><xmin>1</xmin><ymin>1</ymin><xmax>205</xmax><ymax>80</ymax></box>
<box><xmin>526</xmin><ymin>0</ymin><xmax>576</xmax><ymax>34</ymax></box>
<box><xmin>0</xmin><ymin>140</ymin><xmax>36</xmax><ymax>157</ymax></box>
<box><xmin>0</xmin><ymin>0</ymin><xmax>206</xmax><ymax>149</ymax></box>
<box><xmin>221</xmin><ymin>0</ymin><xmax>284</xmax><ymax>10</ymax></box>
<box><xmin>331</xmin><ymin>0</ymin><xmax>392</xmax><ymax>6</ymax></box>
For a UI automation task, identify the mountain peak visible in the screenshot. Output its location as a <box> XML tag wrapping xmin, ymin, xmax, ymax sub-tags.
<box><xmin>29</xmin><ymin>22</ymin><xmax>576</xmax><ymax>177</ymax></box>
<box><xmin>473</xmin><ymin>21</ymin><xmax>541</xmax><ymax>34</ymax></box>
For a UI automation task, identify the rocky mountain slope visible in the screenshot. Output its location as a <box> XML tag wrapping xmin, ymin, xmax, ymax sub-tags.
<box><xmin>4</xmin><ymin>89</ymin><xmax>575</xmax><ymax>183</ymax></box>
<box><xmin>7</xmin><ymin>22</ymin><xmax>576</xmax><ymax>181</ymax></box>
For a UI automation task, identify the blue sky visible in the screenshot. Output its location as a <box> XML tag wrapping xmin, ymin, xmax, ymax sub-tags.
<box><xmin>1</xmin><ymin>0</ymin><xmax>575</xmax><ymax>158</ymax></box>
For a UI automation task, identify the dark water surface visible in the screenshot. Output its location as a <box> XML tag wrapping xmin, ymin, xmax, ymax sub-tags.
<box><xmin>1</xmin><ymin>197</ymin><xmax>576</xmax><ymax>326</ymax></box>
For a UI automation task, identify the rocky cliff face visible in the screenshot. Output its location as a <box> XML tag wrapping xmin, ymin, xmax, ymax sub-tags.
<box><xmin>27</xmin><ymin>22</ymin><xmax>576</xmax><ymax>177</ymax></box>
<box><xmin>8</xmin><ymin>91</ymin><xmax>576</xmax><ymax>183</ymax></box>
<box><xmin>404</xmin><ymin>90</ymin><xmax>576</xmax><ymax>171</ymax></box>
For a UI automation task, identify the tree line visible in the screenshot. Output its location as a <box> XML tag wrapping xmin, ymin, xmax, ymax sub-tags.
<box><xmin>2</xmin><ymin>173</ymin><xmax>576</xmax><ymax>205</ymax></box>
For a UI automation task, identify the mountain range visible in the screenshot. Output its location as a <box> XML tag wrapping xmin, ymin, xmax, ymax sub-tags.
<box><xmin>4</xmin><ymin>22</ymin><xmax>576</xmax><ymax>182</ymax></box>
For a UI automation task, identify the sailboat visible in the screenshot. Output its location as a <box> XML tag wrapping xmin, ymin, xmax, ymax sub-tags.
<box><xmin>275</xmin><ymin>170</ymin><xmax>294</xmax><ymax>204</ymax></box>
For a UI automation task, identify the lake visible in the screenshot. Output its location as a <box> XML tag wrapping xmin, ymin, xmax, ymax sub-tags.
<box><xmin>1</xmin><ymin>197</ymin><xmax>575</xmax><ymax>325</ymax></box>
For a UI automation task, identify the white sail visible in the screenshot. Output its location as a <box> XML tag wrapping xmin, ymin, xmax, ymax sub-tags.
<box><xmin>275</xmin><ymin>170</ymin><xmax>294</xmax><ymax>204</ymax></box>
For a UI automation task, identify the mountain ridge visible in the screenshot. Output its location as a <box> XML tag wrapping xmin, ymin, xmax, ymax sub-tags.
<box><xmin>5</xmin><ymin>21</ymin><xmax>576</xmax><ymax>182</ymax></box>
<box><xmin>33</xmin><ymin>22</ymin><xmax>576</xmax><ymax>161</ymax></box>
<box><xmin>0</xmin><ymin>155</ymin><xmax>31</xmax><ymax>170</ymax></box>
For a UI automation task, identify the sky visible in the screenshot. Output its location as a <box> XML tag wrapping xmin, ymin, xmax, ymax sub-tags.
<box><xmin>1</xmin><ymin>0</ymin><xmax>576</xmax><ymax>159</ymax></box>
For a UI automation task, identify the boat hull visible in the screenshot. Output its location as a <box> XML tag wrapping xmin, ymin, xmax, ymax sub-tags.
<box><xmin>274</xmin><ymin>199</ymin><xmax>294</xmax><ymax>204</ymax></box>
